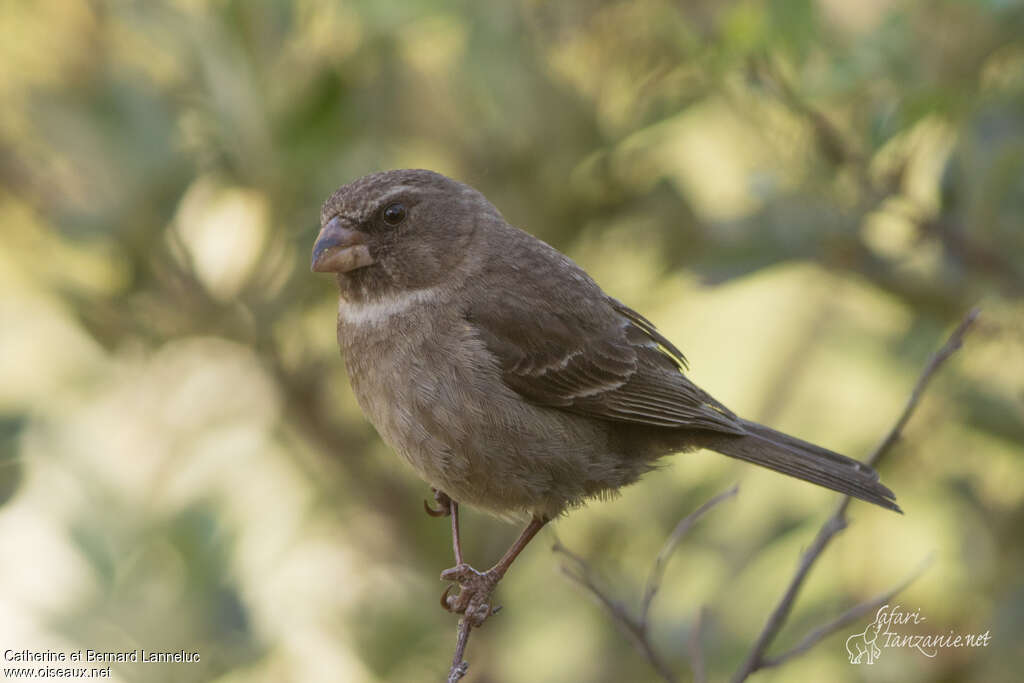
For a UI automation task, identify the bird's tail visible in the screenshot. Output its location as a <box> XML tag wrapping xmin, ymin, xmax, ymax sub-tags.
<box><xmin>693</xmin><ymin>420</ymin><xmax>901</xmax><ymax>513</ymax></box>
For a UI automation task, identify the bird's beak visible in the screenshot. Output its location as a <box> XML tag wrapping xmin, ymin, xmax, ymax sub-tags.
<box><xmin>311</xmin><ymin>217</ymin><xmax>374</xmax><ymax>273</ymax></box>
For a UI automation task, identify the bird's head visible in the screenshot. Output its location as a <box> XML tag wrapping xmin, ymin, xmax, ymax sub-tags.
<box><xmin>312</xmin><ymin>169</ymin><xmax>491</xmax><ymax>300</ymax></box>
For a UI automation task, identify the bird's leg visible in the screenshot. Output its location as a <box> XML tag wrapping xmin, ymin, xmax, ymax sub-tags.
<box><xmin>424</xmin><ymin>488</ymin><xmax>465</xmax><ymax>565</ymax></box>
<box><xmin>440</xmin><ymin>515</ymin><xmax>549</xmax><ymax>626</ymax></box>
<box><xmin>450</xmin><ymin>499</ymin><xmax>464</xmax><ymax>566</ymax></box>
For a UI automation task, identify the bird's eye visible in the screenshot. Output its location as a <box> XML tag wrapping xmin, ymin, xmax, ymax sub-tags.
<box><xmin>382</xmin><ymin>202</ymin><xmax>407</xmax><ymax>226</ymax></box>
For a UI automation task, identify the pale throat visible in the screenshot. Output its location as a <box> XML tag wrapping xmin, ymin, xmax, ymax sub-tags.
<box><xmin>337</xmin><ymin>286</ymin><xmax>444</xmax><ymax>326</ymax></box>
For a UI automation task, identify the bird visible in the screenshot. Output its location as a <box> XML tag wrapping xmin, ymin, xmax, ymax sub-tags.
<box><xmin>312</xmin><ymin>168</ymin><xmax>899</xmax><ymax>623</ymax></box>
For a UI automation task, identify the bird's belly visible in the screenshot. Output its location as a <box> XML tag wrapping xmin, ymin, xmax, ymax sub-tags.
<box><xmin>342</xmin><ymin>320</ymin><xmax>644</xmax><ymax>517</ymax></box>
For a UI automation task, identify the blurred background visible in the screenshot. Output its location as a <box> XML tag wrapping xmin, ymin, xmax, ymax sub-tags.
<box><xmin>1</xmin><ymin>1</ymin><xmax>1022</xmax><ymax>681</ymax></box>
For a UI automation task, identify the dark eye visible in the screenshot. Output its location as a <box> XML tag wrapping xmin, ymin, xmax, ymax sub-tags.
<box><xmin>382</xmin><ymin>202</ymin><xmax>407</xmax><ymax>226</ymax></box>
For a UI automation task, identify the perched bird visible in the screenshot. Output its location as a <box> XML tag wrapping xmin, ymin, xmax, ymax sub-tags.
<box><xmin>312</xmin><ymin>169</ymin><xmax>899</xmax><ymax>621</ymax></box>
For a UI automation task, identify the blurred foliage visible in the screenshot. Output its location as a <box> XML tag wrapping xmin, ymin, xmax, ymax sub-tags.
<box><xmin>1</xmin><ymin>0</ymin><xmax>1022</xmax><ymax>682</ymax></box>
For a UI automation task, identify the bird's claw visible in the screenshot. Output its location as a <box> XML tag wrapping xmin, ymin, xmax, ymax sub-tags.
<box><xmin>423</xmin><ymin>499</ymin><xmax>448</xmax><ymax>517</ymax></box>
<box><xmin>439</xmin><ymin>563</ymin><xmax>502</xmax><ymax>627</ymax></box>
<box><xmin>440</xmin><ymin>584</ymin><xmax>455</xmax><ymax>609</ymax></box>
<box><xmin>439</xmin><ymin>563</ymin><xmax>481</xmax><ymax>583</ymax></box>
<box><xmin>423</xmin><ymin>488</ymin><xmax>453</xmax><ymax>517</ymax></box>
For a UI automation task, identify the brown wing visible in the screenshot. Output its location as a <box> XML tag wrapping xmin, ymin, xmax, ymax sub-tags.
<box><xmin>467</xmin><ymin>294</ymin><xmax>744</xmax><ymax>435</ymax></box>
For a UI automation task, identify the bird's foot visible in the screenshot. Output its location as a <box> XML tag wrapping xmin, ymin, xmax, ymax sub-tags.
<box><xmin>423</xmin><ymin>488</ymin><xmax>453</xmax><ymax>517</ymax></box>
<box><xmin>440</xmin><ymin>563</ymin><xmax>502</xmax><ymax>627</ymax></box>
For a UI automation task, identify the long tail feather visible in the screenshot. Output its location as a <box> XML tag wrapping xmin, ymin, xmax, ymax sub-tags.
<box><xmin>694</xmin><ymin>420</ymin><xmax>901</xmax><ymax>513</ymax></box>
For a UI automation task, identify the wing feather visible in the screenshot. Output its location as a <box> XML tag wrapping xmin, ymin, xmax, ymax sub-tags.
<box><xmin>467</xmin><ymin>295</ymin><xmax>743</xmax><ymax>435</ymax></box>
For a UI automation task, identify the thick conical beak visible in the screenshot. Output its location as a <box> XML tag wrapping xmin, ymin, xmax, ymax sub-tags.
<box><xmin>311</xmin><ymin>217</ymin><xmax>374</xmax><ymax>273</ymax></box>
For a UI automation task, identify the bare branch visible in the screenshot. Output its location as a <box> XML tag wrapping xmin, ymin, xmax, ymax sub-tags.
<box><xmin>554</xmin><ymin>486</ymin><xmax>738</xmax><ymax>683</ymax></box>
<box><xmin>732</xmin><ymin>308</ymin><xmax>979</xmax><ymax>682</ymax></box>
<box><xmin>555</xmin><ymin>539</ymin><xmax>679</xmax><ymax>682</ymax></box>
<box><xmin>447</xmin><ymin>619</ymin><xmax>472</xmax><ymax>683</ymax></box>
<box><xmin>762</xmin><ymin>556</ymin><xmax>932</xmax><ymax>668</ymax></box>
<box><xmin>731</xmin><ymin>512</ymin><xmax>846</xmax><ymax>682</ymax></box>
<box><xmin>640</xmin><ymin>485</ymin><xmax>740</xmax><ymax>624</ymax></box>
<box><xmin>865</xmin><ymin>307</ymin><xmax>980</xmax><ymax>470</ymax></box>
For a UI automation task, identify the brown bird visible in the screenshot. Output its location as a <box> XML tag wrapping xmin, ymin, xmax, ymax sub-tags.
<box><xmin>312</xmin><ymin>169</ymin><xmax>899</xmax><ymax>623</ymax></box>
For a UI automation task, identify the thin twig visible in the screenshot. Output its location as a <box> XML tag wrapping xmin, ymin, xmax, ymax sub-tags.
<box><xmin>447</xmin><ymin>619</ymin><xmax>472</xmax><ymax>683</ymax></box>
<box><xmin>866</xmin><ymin>308</ymin><xmax>980</xmax><ymax>470</ymax></box>
<box><xmin>761</xmin><ymin>556</ymin><xmax>932</xmax><ymax>668</ymax></box>
<box><xmin>640</xmin><ymin>485</ymin><xmax>740</xmax><ymax>624</ymax></box>
<box><xmin>732</xmin><ymin>308</ymin><xmax>979</xmax><ymax>682</ymax></box>
<box><xmin>554</xmin><ymin>486</ymin><xmax>738</xmax><ymax>683</ymax></box>
<box><xmin>555</xmin><ymin>540</ymin><xmax>679</xmax><ymax>682</ymax></box>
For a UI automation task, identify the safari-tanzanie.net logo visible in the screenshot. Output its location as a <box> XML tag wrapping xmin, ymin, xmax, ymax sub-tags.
<box><xmin>846</xmin><ymin>603</ymin><xmax>991</xmax><ymax>665</ymax></box>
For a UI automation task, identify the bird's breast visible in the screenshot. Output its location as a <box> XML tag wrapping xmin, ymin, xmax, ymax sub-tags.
<box><xmin>338</xmin><ymin>298</ymin><xmax>496</xmax><ymax>484</ymax></box>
